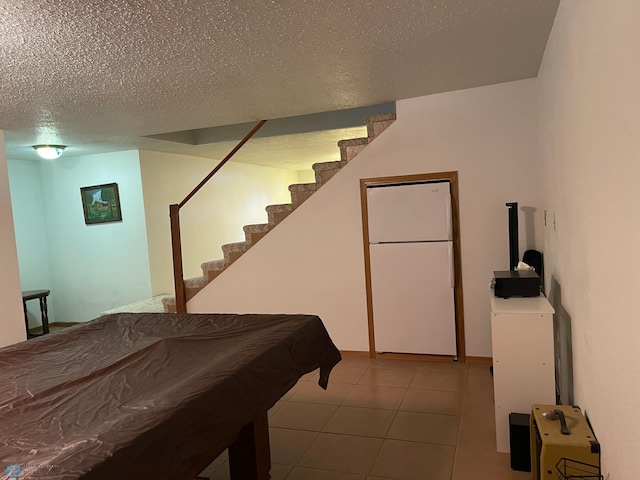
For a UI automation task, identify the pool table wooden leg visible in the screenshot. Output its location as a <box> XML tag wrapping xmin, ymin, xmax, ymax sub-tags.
<box><xmin>228</xmin><ymin>410</ymin><xmax>271</xmax><ymax>480</ymax></box>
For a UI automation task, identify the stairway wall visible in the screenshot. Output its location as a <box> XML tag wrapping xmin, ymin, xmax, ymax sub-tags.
<box><xmin>189</xmin><ymin>79</ymin><xmax>542</xmax><ymax>356</ymax></box>
<box><xmin>7</xmin><ymin>158</ymin><xmax>53</xmax><ymax>327</ymax></box>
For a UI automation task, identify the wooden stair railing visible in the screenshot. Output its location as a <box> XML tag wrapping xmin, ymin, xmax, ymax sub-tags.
<box><xmin>169</xmin><ymin>120</ymin><xmax>267</xmax><ymax>313</ymax></box>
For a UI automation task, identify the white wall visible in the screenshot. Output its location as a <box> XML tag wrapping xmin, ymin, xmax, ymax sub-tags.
<box><xmin>190</xmin><ymin>79</ymin><xmax>542</xmax><ymax>356</ymax></box>
<box><xmin>139</xmin><ymin>150</ymin><xmax>299</xmax><ymax>295</ymax></box>
<box><xmin>538</xmin><ymin>1</ymin><xmax>640</xmax><ymax>476</ymax></box>
<box><xmin>7</xmin><ymin>158</ymin><xmax>54</xmax><ymax>326</ymax></box>
<box><xmin>39</xmin><ymin>151</ymin><xmax>152</xmax><ymax>323</ymax></box>
<box><xmin>0</xmin><ymin>132</ymin><xmax>28</xmax><ymax>347</ymax></box>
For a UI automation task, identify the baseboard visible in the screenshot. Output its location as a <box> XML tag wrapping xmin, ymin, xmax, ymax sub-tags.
<box><xmin>466</xmin><ymin>356</ymin><xmax>493</xmax><ymax>365</ymax></box>
<box><xmin>340</xmin><ymin>350</ymin><xmax>492</xmax><ymax>364</ymax></box>
<box><xmin>375</xmin><ymin>352</ymin><xmax>456</xmax><ymax>362</ymax></box>
<box><xmin>339</xmin><ymin>350</ymin><xmax>371</xmax><ymax>358</ymax></box>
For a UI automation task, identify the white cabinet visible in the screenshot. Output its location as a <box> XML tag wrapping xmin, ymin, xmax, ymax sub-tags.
<box><xmin>490</xmin><ymin>296</ymin><xmax>555</xmax><ymax>453</ymax></box>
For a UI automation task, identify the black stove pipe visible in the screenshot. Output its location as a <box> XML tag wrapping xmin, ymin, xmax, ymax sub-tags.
<box><xmin>506</xmin><ymin>202</ymin><xmax>519</xmax><ymax>271</ymax></box>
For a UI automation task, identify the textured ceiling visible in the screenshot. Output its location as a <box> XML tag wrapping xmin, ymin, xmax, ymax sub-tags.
<box><xmin>0</xmin><ymin>0</ymin><xmax>559</xmax><ymax>166</ymax></box>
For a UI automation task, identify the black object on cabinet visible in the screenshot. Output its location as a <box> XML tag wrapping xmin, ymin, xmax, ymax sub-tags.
<box><xmin>506</xmin><ymin>202</ymin><xmax>519</xmax><ymax>271</ymax></box>
<box><xmin>523</xmin><ymin>249</ymin><xmax>544</xmax><ymax>292</ymax></box>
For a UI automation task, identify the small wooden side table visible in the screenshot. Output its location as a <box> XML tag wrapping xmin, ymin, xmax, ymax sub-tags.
<box><xmin>22</xmin><ymin>289</ymin><xmax>51</xmax><ymax>339</ymax></box>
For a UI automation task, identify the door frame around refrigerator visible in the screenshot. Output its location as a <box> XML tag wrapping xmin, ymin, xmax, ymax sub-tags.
<box><xmin>360</xmin><ymin>171</ymin><xmax>466</xmax><ymax>362</ymax></box>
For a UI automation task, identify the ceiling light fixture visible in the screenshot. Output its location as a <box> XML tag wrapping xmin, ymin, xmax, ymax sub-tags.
<box><xmin>33</xmin><ymin>145</ymin><xmax>66</xmax><ymax>160</ymax></box>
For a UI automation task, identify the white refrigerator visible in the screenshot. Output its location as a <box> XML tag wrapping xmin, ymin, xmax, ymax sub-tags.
<box><xmin>367</xmin><ymin>181</ymin><xmax>457</xmax><ymax>356</ymax></box>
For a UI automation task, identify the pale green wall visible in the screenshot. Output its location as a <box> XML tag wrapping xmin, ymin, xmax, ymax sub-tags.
<box><xmin>7</xmin><ymin>158</ymin><xmax>53</xmax><ymax>326</ymax></box>
<box><xmin>36</xmin><ymin>150</ymin><xmax>153</xmax><ymax>323</ymax></box>
<box><xmin>8</xmin><ymin>149</ymin><xmax>305</xmax><ymax>320</ymax></box>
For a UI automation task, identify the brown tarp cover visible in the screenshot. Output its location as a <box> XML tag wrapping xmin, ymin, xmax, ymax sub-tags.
<box><xmin>0</xmin><ymin>313</ymin><xmax>341</xmax><ymax>479</ymax></box>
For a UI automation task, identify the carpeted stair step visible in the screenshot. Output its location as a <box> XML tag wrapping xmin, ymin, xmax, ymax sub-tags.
<box><xmin>289</xmin><ymin>183</ymin><xmax>317</xmax><ymax>206</ymax></box>
<box><xmin>266</xmin><ymin>204</ymin><xmax>293</xmax><ymax>226</ymax></box>
<box><xmin>243</xmin><ymin>223</ymin><xmax>271</xmax><ymax>245</ymax></box>
<box><xmin>162</xmin><ymin>296</ymin><xmax>177</xmax><ymax>313</ymax></box>
<box><xmin>221</xmin><ymin>241</ymin><xmax>251</xmax><ymax>266</ymax></box>
<box><xmin>185</xmin><ymin>276</ymin><xmax>207</xmax><ymax>300</ymax></box>
<box><xmin>365</xmin><ymin>113</ymin><xmax>396</xmax><ymax>139</ymax></box>
<box><xmin>313</xmin><ymin>160</ymin><xmax>347</xmax><ymax>187</ymax></box>
<box><xmin>337</xmin><ymin>113</ymin><xmax>396</xmax><ymax>162</ymax></box>
<box><xmin>338</xmin><ymin>137</ymin><xmax>369</xmax><ymax>162</ymax></box>
<box><xmin>202</xmin><ymin>259</ymin><xmax>225</xmax><ymax>282</ymax></box>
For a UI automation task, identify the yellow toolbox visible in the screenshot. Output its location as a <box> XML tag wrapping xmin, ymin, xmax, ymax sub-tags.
<box><xmin>530</xmin><ymin>404</ymin><xmax>601</xmax><ymax>480</ymax></box>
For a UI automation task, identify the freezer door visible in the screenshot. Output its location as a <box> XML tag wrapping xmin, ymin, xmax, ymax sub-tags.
<box><xmin>367</xmin><ymin>181</ymin><xmax>452</xmax><ymax>243</ymax></box>
<box><xmin>370</xmin><ymin>241</ymin><xmax>457</xmax><ymax>355</ymax></box>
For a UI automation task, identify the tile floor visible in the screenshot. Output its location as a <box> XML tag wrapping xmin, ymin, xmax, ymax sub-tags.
<box><xmin>199</xmin><ymin>356</ymin><xmax>531</xmax><ymax>480</ymax></box>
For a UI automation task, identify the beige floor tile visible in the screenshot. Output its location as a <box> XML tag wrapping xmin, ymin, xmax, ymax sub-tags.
<box><xmin>358</xmin><ymin>368</ymin><xmax>415</xmax><ymax>388</ymax></box>
<box><xmin>298</xmin><ymin>432</ymin><xmax>383</xmax><ymax>475</ymax></box>
<box><xmin>468</xmin><ymin>362</ymin><xmax>493</xmax><ymax>376</ymax></box>
<box><xmin>269</xmin><ymin>402</ymin><xmax>338</xmax><ymax>431</ymax></box>
<box><xmin>289</xmin><ymin>381</ymin><xmax>354</xmax><ymax>405</ymax></box>
<box><xmin>208</xmin><ymin>462</ymin><xmax>291</xmax><ymax>480</ymax></box>
<box><xmin>386</xmin><ymin>411</ymin><xmax>459</xmax><ymax>446</ymax></box>
<box><xmin>268</xmin><ymin>400</ymin><xmax>286</xmax><ymax>419</ymax></box>
<box><xmin>207</xmin><ymin>355</ymin><xmax>526</xmax><ymax>480</ymax></box>
<box><xmin>286</xmin><ymin>466</ymin><xmax>366</xmax><ymax>480</ymax></box>
<box><xmin>466</xmin><ymin>369</ymin><xmax>494</xmax><ymax>391</ymax></box>
<box><xmin>209</xmin><ymin>462</ymin><xmax>229</xmax><ymax>480</ymax></box>
<box><xmin>342</xmin><ymin>384</ymin><xmax>407</xmax><ymax>410</ymax></box>
<box><xmin>465</xmin><ymin>376</ymin><xmax>494</xmax><ymax>396</ymax></box>
<box><xmin>323</xmin><ymin>406</ymin><xmax>397</xmax><ymax>438</ymax></box>
<box><xmin>371</xmin><ymin>358</ymin><xmax>429</xmax><ymax>370</ymax></box>
<box><xmin>328</xmin><ymin>365</ymin><xmax>370</xmax><ymax>384</ymax></box>
<box><xmin>269</xmin><ymin>427</ymin><xmax>318</xmax><ymax>465</ymax></box>
<box><xmin>199</xmin><ymin>449</ymin><xmax>227</xmax><ymax>477</ymax></box>
<box><xmin>462</xmin><ymin>388</ymin><xmax>495</xmax><ymax>418</ymax></box>
<box><xmin>413</xmin><ymin>361</ymin><xmax>469</xmax><ymax>374</ymax></box>
<box><xmin>270</xmin><ymin>464</ymin><xmax>293</xmax><ymax>480</ymax></box>
<box><xmin>338</xmin><ymin>356</ymin><xmax>375</xmax><ymax>368</ymax></box>
<box><xmin>400</xmin><ymin>388</ymin><xmax>464</xmax><ymax>416</ymax></box>
<box><xmin>410</xmin><ymin>370</ymin><xmax>468</xmax><ymax>391</ymax></box>
<box><xmin>279</xmin><ymin>383</ymin><xmax>301</xmax><ymax>402</ymax></box>
<box><xmin>452</xmin><ymin>445</ymin><xmax>530</xmax><ymax>480</ymax></box>
<box><xmin>299</xmin><ymin>369</ymin><xmax>320</xmax><ymax>382</ymax></box>
<box><xmin>369</xmin><ymin>439</ymin><xmax>455</xmax><ymax>480</ymax></box>
<box><xmin>199</xmin><ymin>465</ymin><xmax>217</xmax><ymax>479</ymax></box>
<box><xmin>457</xmin><ymin>412</ymin><xmax>497</xmax><ymax>452</ymax></box>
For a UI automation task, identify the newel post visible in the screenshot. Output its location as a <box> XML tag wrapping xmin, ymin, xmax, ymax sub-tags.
<box><xmin>170</xmin><ymin>204</ymin><xmax>187</xmax><ymax>313</ymax></box>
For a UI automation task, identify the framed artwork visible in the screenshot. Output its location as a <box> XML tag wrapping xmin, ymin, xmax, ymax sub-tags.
<box><xmin>80</xmin><ymin>183</ymin><xmax>123</xmax><ymax>224</ymax></box>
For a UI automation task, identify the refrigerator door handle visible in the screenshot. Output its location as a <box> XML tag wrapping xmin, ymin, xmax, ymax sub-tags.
<box><xmin>448</xmin><ymin>243</ymin><xmax>455</xmax><ymax>288</ymax></box>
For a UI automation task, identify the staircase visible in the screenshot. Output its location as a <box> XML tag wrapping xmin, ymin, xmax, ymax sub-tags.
<box><xmin>163</xmin><ymin>113</ymin><xmax>396</xmax><ymax>313</ymax></box>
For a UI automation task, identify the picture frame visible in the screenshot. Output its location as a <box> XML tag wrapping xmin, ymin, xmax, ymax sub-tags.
<box><xmin>80</xmin><ymin>183</ymin><xmax>123</xmax><ymax>225</ymax></box>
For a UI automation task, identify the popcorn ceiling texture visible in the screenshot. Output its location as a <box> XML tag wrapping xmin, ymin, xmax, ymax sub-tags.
<box><xmin>0</xmin><ymin>0</ymin><xmax>558</xmax><ymax>160</ymax></box>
